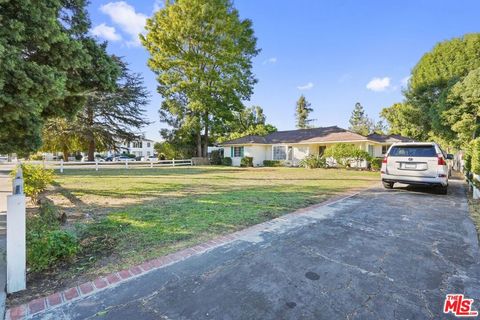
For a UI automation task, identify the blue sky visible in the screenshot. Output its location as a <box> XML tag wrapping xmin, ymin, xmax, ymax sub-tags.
<box><xmin>88</xmin><ymin>0</ymin><xmax>480</xmax><ymax>141</ymax></box>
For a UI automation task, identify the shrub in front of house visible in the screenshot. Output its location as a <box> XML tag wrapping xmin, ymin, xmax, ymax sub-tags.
<box><xmin>222</xmin><ymin>157</ymin><xmax>233</xmax><ymax>166</ymax></box>
<box><xmin>324</xmin><ymin>144</ymin><xmax>371</xmax><ymax>167</ymax></box>
<box><xmin>263</xmin><ymin>160</ymin><xmax>282</xmax><ymax>167</ymax></box>
<box><xmin>12</xmin><ymin>164</ymin><xmax>54</xmax><ymax>203</ymax></box>
<box><xmin>370</xmin><ymin>158</ymin><xmax>382</xmax><ymax>171</ymax></box>
<box><xmin>299</xmin><ymin>155</ymin><xmax>327</xmax><ymax>169</ymax></box>
<box><xmin>210</xmin><ymin>150</ymin><xmax>223</xmax><ymax>165</ymax></box>
<box><xmin>240</xmin><ymin>156</ymin><xmax>254</xmax><ymax>167</ymax></box>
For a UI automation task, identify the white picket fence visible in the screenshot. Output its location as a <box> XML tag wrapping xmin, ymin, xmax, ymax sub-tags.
<box><xmin>25</xmin><ymin>159</ymin><xmax>193</xmax><ymax>172</ymax></box>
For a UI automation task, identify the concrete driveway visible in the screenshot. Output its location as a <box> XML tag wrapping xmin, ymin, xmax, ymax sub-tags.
<box><xmin>32</xmin><ymin>178</ymin><xmax>480</xmax><ymax>320</ymax></box>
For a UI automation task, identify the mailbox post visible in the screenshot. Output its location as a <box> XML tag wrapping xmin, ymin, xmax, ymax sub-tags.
<box><xmin>6</xmin><ymin>164</ymin><xmax>26</xmax><ymax>293</ymax></box>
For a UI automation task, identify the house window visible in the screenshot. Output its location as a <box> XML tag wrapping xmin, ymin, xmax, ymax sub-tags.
<box><xmin>147</xmin><ymin>142</ymin><xmax>151</xmax><ymax>148</ymax></box>
<box><xmin>232</xmin><ymin>146</ymin><xmax>244</xmax><ymax>157</ymax></box>
<box><xmin>318</xmin><ymin>146</ymin><xmax>326</xmax><ymax>156</ymax></box>
<box><xmin>368</xmin><ymin>145</ymin><xmax>374</xmax><ymax>157</ymax></box>
<box><xmin>132</xmin><ymin>141</ymin><xmax>143</xmax><ymax>148</ymax></box>
<box><xmin>273</xmin><ymin>146</ymin><xmax>286</xmax><ymax>160</ymax></box>
<box><xmin>382</xmin><ymin>145</ymin><xmax>390</xmax><ymax>154</ymax></box>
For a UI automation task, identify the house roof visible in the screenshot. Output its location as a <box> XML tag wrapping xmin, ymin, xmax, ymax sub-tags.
<box><xmin>366</xmin><ymin>133</ymin><xmax>414</xmax><ymax>144</ymax></box>
<box><xmin>221</xmin><ymin>126</ymin><xmax>369</xmax><ymax>145</ymax></box>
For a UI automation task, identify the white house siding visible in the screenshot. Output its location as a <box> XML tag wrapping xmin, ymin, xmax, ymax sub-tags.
<box><xmin>223</xmin><ymin>141</ymin><xmax>392</xmax><ymax>167</ymax></box>
<box><xmin>293</xmin><ymin>146</ymin><xmax>309</xmax><ymax>166</ymax></box>
<box><xmin>245</xmin><ymin>146</ymin><xmax>267</xmax><ymax>166</ymax></box>
<box><xmin>224</xmin><ymin>145</ymin><xmax>268</xmax><ymax>166</ymax></box>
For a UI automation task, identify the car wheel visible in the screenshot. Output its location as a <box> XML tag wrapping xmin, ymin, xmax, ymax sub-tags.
<box><xmin>438</xmin><ymin>186</ymin><xmax>448</xmax><ymax>195</ymax></box>
<box><xmin>383</xmin><ymin>182</ymin><xmax>394</xmax><ymax>189</ymax></box>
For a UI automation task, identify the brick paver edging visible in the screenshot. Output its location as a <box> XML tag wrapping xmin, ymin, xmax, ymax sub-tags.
<box><xmin>6</xmin><ymin>187</ymin><xmax>369</xmax><ymax>320</ymax></box>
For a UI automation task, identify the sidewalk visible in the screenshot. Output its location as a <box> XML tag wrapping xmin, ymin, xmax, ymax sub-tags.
<box><xmin>0</xmin><ymin>170</ymin><xmax>11</xmax><ymax>320</ymax></box>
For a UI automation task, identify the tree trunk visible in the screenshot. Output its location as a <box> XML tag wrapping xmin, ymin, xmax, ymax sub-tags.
<box><xmin>87</xmin><ymin>106</ymin><xmax>95</xmax><ymax>161</ymax></box>
<box><xmin>88</xmin><ymin>139</ymin><xmax>95</xmax><ymax>162</ymax></box>
<box><xmin>196</xmin><ymin>130</ymin><xmax>202</xmax><ymax>157</ymax></box>
<box><xmin>202</xmin><ymin>112</ymin><xmax>209</xmax><ymax>158</ymax></box>
<box><xmin>62</xmin><ymin>146</ymin><xmax>69</xmax><ymax>162</ymax></box>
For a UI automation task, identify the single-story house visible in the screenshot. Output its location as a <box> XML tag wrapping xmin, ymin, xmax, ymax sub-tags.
<box><xmin>219</xmin><ymin>126</ymin><xmax>413</xmax><ymax>167</ymax></box>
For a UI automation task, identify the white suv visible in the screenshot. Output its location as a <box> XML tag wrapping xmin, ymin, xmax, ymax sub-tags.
<box><xmin>381</xmin><ymin>142</ymin><xmax>453</xmax><ymax>194</ymax></box>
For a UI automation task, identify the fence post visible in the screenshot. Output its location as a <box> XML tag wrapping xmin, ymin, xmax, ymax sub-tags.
<box><xmin>150</xmin><ymin>159</ymin><xmax>153</xmax><ymax>168</ymax></box>
<box><xmin>95</xmin><ymin>160</ymin><xmax>99</xmax><ymax>171</ymax></box>
<box><xmin>7</xmin><ymin>164</ymin><xmax>26</xmax><ymax>293</ymax></box>
<box><xmin>172</xmin><ymin>158</ymin><xmax>175</xmax><ymax>167</ymax></box>
<box><xmin>125</xmin><ymin>160</ymin><xmax>129</xmax><ymax>169</ymax></box>
<box><xmin>60</xmin><ymin>159</ymin><xmax>64</xmax><ymax>173</ymax></box>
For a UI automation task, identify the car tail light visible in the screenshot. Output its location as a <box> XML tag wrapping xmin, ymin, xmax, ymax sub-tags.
<box><xmin>438</xmin><ymin>155</ymin><xmax>446</xmax><ymax>165</ymax></box>
<box><xmin>382</xmin><ymin>156</ymin><xmax>388</xmax><ymax>164</ymax></box>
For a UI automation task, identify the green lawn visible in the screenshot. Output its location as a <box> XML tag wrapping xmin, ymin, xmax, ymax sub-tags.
<box><xmin>12</xmin><ymin>166</ymin><xmax>378</xmax><ymax>304</ymax></box>
<box><xmin>52</xmin><ymin>166</ymin><xmax>378</xmax><ymax>272</ymax></box>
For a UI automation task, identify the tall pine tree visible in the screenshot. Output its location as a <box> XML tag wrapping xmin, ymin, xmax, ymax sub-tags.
<box><xmin>349</xmin><ymin>102</ymin><xmax>373</xmax><ymax>136</ymax></box>
<box><xmin>295</xmin><ymin>95</ymin><xmax>315</xmax><ymax>129</ymax></box>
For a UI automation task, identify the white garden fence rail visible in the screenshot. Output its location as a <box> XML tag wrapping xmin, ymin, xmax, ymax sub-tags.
<box><xmin>25</xmin><ymin>159</ymin><xmax>193</xmax><ymax>172</ymax></box>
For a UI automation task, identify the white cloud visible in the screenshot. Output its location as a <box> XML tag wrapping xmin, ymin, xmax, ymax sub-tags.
<box><xmin>91</xmin><ymin>23</ymin><xmax>122</xmax><ymax>41</ymax></box>
<box><xmin>297</xmin><ymin>82</ymin><xmax>314</xmax><ymax>90</ymax></box>
<box><xmin>263</xmin><ymin>57</ymin><xmax>277</xmax><ymax>64</ymax></box>
<box><xmin>401</xmin><ymin>75</ymin><xmax>411</xmax><ymax>86</ymax></box>
<box><xmin>100</xmin><ymin>2</ymin><xmax>147</xmax><ymax>46</ymax></box>
<box><xmin>366</xmin><ymin>77</ymin><xmax>391</xmax><ymax>92</ymax></box>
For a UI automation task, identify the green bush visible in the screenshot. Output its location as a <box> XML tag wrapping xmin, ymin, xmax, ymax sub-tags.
<box><xmin>222</xmin><ymin>157</ymin><xmax>232</xmax><ymax>166</ymax></box>
<box><xmin>464</xmin><ymin>145</ymin><xmax>472</xmax><ymax>173</ymax></box>
<box><xmin>263</xmin><ymin>160</ymin><xmax>282</xmax><ymax>167</ymax></box>
<box><xmin>324</xmin><ymin>144</ymin><xmax>371</xmax><ymax>167</ymax></box>
<box><xmin>26</xmin><ymin>203</ymin><xmax>78</xmax><ymax>272</ymax></box>
<box><xmin>240</xmin><ymin>156</ymin><xmax>254</xmax><ymax>167</ymax></box>
<box><xmin>471</xmin><ymin>138</ymin><xmax>480</xmax><ymax>174</ymax></box>
<box><xmin>370</xmin><ymin>158</ymin><xmax>382</xmax><ymax>171</ymax></box>
<box><xmin>299</xmin><ymin>155</ymin><xmax>326</xmax><ymax>169</ymax></box>
<box><xmin>27</xmin><ymin>229</ymin><xmax>78</xmax><ymax>272</ymax></box>
<box><xmin>12</xmin><ymin>164</ymin><xmax>54</xmax><ymax>202</ymax></box>
<box><xmin>29</xmin><ymin>153</ymin><xmax>44</xmax><ymax>161</ymax></box>
<box><xmin>210</xmin><ymin>150</ymin><xmax>223</xmax><ymax>165</ymax></box>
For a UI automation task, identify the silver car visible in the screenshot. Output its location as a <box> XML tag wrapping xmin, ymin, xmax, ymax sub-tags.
<box><xmin>381</xmin><ymin>142</ymin><xmax>453</xmax><ymax>194</ymax></box>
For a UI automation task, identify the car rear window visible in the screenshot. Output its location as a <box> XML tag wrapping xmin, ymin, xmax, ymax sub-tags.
<box><xmin>389</xmin><ymin>145</ymin><xmax>437</xmax><ymax>157</ymax></box>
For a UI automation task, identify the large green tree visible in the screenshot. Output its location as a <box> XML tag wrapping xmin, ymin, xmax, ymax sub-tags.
<box><xmin>382</xmin><ymin>33</ymin><xmax>480</xmax><ymax>146</ymax></box>
<box><xmin>141</xmin><ymin>0</ymin><xmax>259</xmax><ymax>157</ymax></box>
<box><xmin>0</xmin><ymin>0</ymin><xmax>92</xmax><ymax>154</ymax></box>
<box><xmin>295</xmin><ymin>95</ymin><xmax>315</xmax><ymax>129</ymax></box>
<box><xmin>46</xmin><ymin>59</ymin><xmax>150</xmax><ymax>161</ymax></box>
<box><xmin>443</xmin><ymin>67</ymin><xmax>480</xmax><ymax>146</ymax></box>
<box><xmin>79</xmin><ymin>59</ymin><xmax>149</xmax><ymax>161</ymax></box>
<box><xmin>217</xmin><ymin>106</ymin><xmax>277</xmax><ymax>142</ymax></box>
<box><xmin>380</xmin><ymin>103</ymin><xmax>427</xmax><ymax>140</ymax></box>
